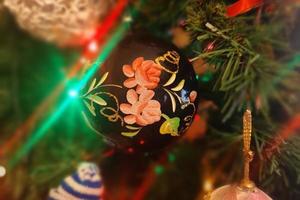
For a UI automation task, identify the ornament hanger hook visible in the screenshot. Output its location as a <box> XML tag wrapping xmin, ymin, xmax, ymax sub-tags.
<box><xmin>240</xmin><ymin>109</ymin><xmax>256</xmax><ymax>189</ymax></box>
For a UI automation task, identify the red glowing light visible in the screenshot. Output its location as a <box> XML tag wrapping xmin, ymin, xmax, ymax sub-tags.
<box><xmin>102</xmin><ymin>149</ymin><xmax>115</xmax><ymax>158</ymax></box>
<box><xmin>139</xmin><ymin>140</ymin><xmax>145</xmax><ymax>145</ymax></box>
<box><xmin>194</xmin><ymin>114</ymin><xmax>200</xmax><ymax>121</ymax></box>
<box><xmin>127</xmin><ymin>147</ymin><xmax>134</xmax><ymax>153</ymax></box>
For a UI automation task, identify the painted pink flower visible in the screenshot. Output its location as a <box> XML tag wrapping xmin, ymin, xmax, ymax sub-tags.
<box><xmin>189</xmin><ymin>91</ymin><xmax>197</xmax><ymax>103</ymax></box>
<box><xmin>123</xmin><ymin>57</ymin><xmax>162</xmax><ymax>90</ymax></box>
<box><xmin>120</xmin><ymin>89</ymin><xmax>161</xmax><ymax>126</ymax></box>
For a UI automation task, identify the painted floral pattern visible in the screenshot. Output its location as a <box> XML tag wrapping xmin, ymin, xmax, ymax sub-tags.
<box><xmin>120</xmin><ymin>89</ymin><xmax>161</xmax><ymax>126</ymax></box>
<box><xmin>83</xmin><ymin>51</ymin><xmax>198</xmax><ymax>138</ymax></box>
<box><xmin>189</xmin><ymin>91</ymin><xmax>197</xmax><ymax>103</ymax></box>
<box><xmin>121</xmin><ymin>57</ymin><xmax>163</xmax><ymax>127</ymax></box>
<box><xmin>123</xmin><ymin>57</ymin><xmax>162</xmax><ymax>90</ymax></box>
<box><xmin>160</xmin><ymin>114</ymin><xmax>180</xmax><ymax>136</ymax></box>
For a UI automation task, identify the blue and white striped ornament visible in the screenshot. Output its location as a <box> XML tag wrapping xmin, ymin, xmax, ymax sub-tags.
<box><xmin>48</xmin><ymin>162</ymin><xmax>104</xmax><ymax>200</ymax></box>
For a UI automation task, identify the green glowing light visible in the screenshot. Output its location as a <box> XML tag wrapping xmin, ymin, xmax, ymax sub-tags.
<box><xmin>9</xmin><ymin>18</ymin><xmax>132</xmax><ymax>168</ymax></box>
<box><xmin>168</xmin><ymin>153</ymin><xmax>176</xmax><ymax>163</ymax></box>
<box><xmin>154</xmin><ymin>165</ymin><xmax>165</xmax><ymax>175</ymax></box>
<box><xmin>68</xmin><ymin>89</ymin><xmax>79</xmax><ymax>97</ymax></box>
<box><xmin>201</xmin><ymin>72</ymin><xmax>213</xmax><ymax>82</ymax></box>
<box><xmin>273</xmin><ymin>53</ymin><xmax>300</xmax><ymax>84</ymax></box>
<box><xmin>9</xmin><ymin>98</ymin><xmax>71</xmax><ymax>168</ymax></box>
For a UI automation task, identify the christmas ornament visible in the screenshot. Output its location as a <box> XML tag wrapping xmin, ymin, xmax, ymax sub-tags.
<box><xmin>206</xmin><ymin>110</ymin><xmax>272</xmax><ymax>200</ymax></box>
<box><xmin>208</xmin><ymin>185</ymin><xmax>271</xmax><ymax>200</ymax></box>
<box><xmin>4</xmin><ymin>0</ymin><xmax>115</xmax><ymax>46</ymax></box>
<box><xmin>81</xmin><ymin>34</ymin><xmax>200</xmax><ymax>152</ymax></box>
<box><xmin>48</xmin><ymin>162</ymin><xmax>104</xmax><ymax>200</ymax></box>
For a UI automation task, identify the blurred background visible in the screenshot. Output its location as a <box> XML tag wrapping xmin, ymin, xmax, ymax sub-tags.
<box><xmin>0</xmin><ymin>0</ymin><xmax>300</xmax><ymax>199</ymax></box>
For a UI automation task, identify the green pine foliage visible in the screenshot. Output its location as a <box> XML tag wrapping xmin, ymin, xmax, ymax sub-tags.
<box><xmin>185</xmin><ymin>0</ymin><xmax>300</xmax><ymax>198</ymax></box>
<box><xmin>186</xmin><ymin>0</ymin><xmax>290</xmax><ymax>121</ymax></box>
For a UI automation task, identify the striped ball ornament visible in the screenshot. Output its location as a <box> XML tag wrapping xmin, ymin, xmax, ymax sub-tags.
<box><xmin>48</xmin><ymin>162</ymin><xmax>103</xmax><ymax>200</ymax></box>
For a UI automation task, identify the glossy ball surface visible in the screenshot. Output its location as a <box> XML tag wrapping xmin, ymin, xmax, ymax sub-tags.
<box><xmin>81</xmin><ymin>34</ymin><xmax>200</xmax><ymax>152</ymax></box>
<box><xmin>208</xmin><ymin>185</ymin><xmax>272</xmax><ymax>200</ymax></box>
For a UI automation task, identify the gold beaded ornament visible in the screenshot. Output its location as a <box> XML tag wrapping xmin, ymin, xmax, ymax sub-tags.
<box><xmin>206</xmin><ymin>109</ymin><xmax>272</xmax><ymax>200</ymax></box>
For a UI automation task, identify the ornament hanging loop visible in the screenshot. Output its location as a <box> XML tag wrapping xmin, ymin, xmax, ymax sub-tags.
<box><xmin>240</xmin><ymin>109</ymin><xmax>256</xmax><ymax>190</ymax></box>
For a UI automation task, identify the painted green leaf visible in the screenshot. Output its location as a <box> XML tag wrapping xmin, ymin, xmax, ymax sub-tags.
<box><xmin>121</xmin><ymin>130</ymin><xmax>140</xmax><ymax>137</ymax></box>
<box><xmin>171</xmin><ymin>80</ymin><xmax>185</xmax><ymax>91</ymax></box>
<box><xmin>163</xmin><ymin>73</ymin><xmax>176</xmax><ymax>86</ymax></box>
<box><xmin>83</xmin><ymin>100</ymin><xmax>96</xmax><ymax>116</ymax></box>
<box><xmin>164</xmin><ymin>89</ymin><xmax>176</xmax><ymax>112</ymax></box>
<box><xmin>88</xmin><ymin>78</ymin><xmax>97</xmax><ymax>93</ymax></box>
<box><xmin>87</xmin><ymin>94</ymin><xmax>107</xmax><ymax>106</ymax></box>
<box><xmin>159</xmin><ymin>116</ymin><xmax>180</xmax><ymax>136</ymax></box>
<box><xmin>96</xmin><ymin>72</ymin><xmax>109</xmax><ymax>87</ymax></box>
<box><xmin>125</xmin><ymin>125</ymin><xmax>141</xmax><ymax>130</ymax></box>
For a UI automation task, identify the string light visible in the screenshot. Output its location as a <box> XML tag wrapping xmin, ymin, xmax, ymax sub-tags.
<box><xmin>154</xmin><ymin>165</ymin><xmax>164</xmax><ymax>175</ymax></box>
<box><xmin>139</xmin><ymin>140</ymin><xmax>145</xmax><ymax>145</ymax></box>
<box><xmin>127</xmin><ymin>147</ymin><xmax>134</xmax><ymax>153</ymax></box>
<box><xmin>0</xmin><ymin>0</ymin><xmax>130</xmax><ymax>159</ymax></box>
<box><xmin>0</xmin><ymin>165</ymin><xmax>6</xmax><ymax>177</ymax></box>
<box><xmin>9</xmin><ymin>22</ymin><xmax>132</xmax><ymax>168</ymax></box>
<box><xmin>87</xmin><ymin>40</ymin><xmax>99</xmax><ymax>53</ymax></box>
<box><xmin>68</xmin><ymin>89</ymin><xmax>79</xmax><ymax>98</ymax></box>
<box><xmin>203</xmin><ymin>178</ymin><xmax>214</xmax><ymax>192</ymax></box>
<box><xmin>194</xmin><ymin>114</ymin><xmax>200</xmax><ymax>121</ymax></box>
<box><xmin>80</xmin><ymin>57</ymin><xmax>88</xmax><ymax>64</ymax></box>
<box><xmin>168</xmin><ymin>153</ymin><xmax>176</xmax><ymax>163</ymax></box>
<box><xmin>123</xmin><ymin>15</ymin><xmax>132</xmax><ymax>22</ymax></box>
